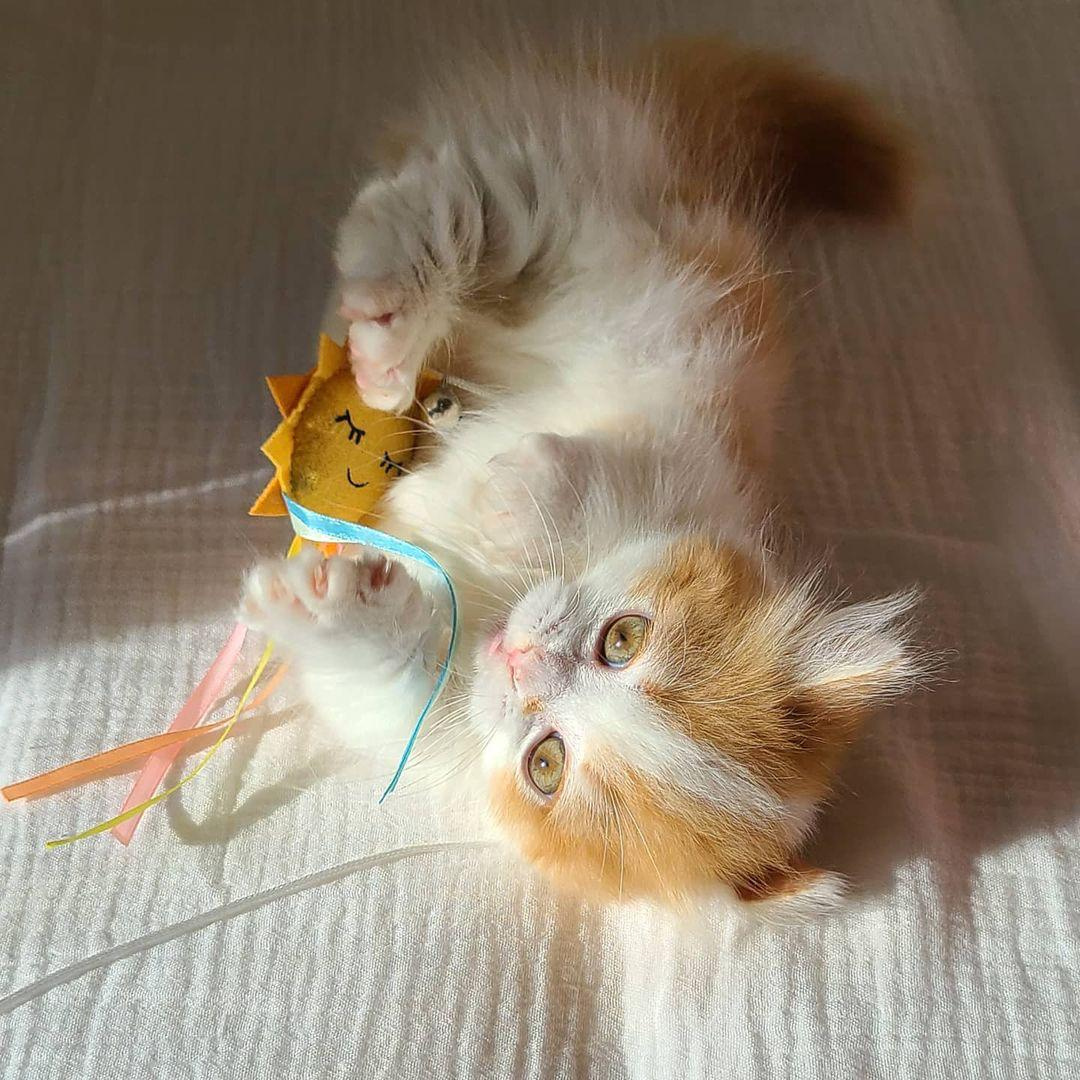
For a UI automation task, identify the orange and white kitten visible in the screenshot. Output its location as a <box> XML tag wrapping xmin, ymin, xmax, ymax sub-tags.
<box><xmin>242</xmin><ymin>40</ymin><xmax>920</xmax><ymax>913</ymax></box>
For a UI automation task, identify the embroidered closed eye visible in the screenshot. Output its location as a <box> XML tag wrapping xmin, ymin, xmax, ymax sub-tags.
<box><xmin>379</xmin><ymin>450</ymin><xmax>405</xmax><ymax>478</ymax></box>
<box><xmin>598</xmin><ymin>614</ymin><xmax>649</xmax><ymax>668</ymax></box>
<box><xmin>334</xmin><ymin>410</ymin><xmax>365</xmax><ymax>445</ymax></box>
<box><xmin>526</xmin><ymin>732</ymin><xmax>565</xmax><ymax>796</ymax></box>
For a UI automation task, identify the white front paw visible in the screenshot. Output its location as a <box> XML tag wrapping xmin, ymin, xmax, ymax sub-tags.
<box><xmin>243</xmin><ymin>548</ymin><xmax>346</xmax><ymax>631</ymax></box>
<box><xmin>241</xmin><ymin>548</ymin><xmax>430</xmax><ymax>652</ymax></box>
<box><xmin>336</xmin><ymin>162</ymin><xmax>462</xmax><ymax>413</ymax></box>
<box><xmin>339</xmin><ymin>280</ymin><xmax>416</xmax><ymax>413</ymax></box>
<box><xmin>474</xmin><ymin>433</ymin><xmax>585</xmax><ymax>569</ymax></box>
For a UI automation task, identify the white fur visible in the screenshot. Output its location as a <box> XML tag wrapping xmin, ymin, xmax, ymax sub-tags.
<box><xmin>241</xmin><ymin>56</ymin><xmax>914</xmax><ymax>908</ymax></box>
<box><xmin>242</xmin><ymin>548</ymin><xmax>436</xmax><ymax>757</ymax></box>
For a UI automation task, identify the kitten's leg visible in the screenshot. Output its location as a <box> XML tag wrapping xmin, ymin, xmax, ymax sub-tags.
<box><xmin>240</xmin><ymin>548</ymin><xmax>434</xmax><ymax>746</ymax></box>
<box><xmin>470</xmin><ymin>430</ymin><xmax>721</xmax><ymax>573</ymax></box>
<box><xmin>471</xmin><ymin>433</ymin><xmax>598</xmax><ymax>572</ymax></box>
<box><xmin>336</xmin><ymin>138</ymin><xmax>566</xmax><ymax>412</ymax></box>
<box><xmin>335</xmin><ymin>153</ymin><xmax>487</xmax><ymax>413</ymax></box>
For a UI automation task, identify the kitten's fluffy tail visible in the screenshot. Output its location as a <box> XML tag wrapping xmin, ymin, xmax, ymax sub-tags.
<box><xmin>643</xmin><ymin>37</ymin><xmax>914</xmax><ymax>227</ymax></box>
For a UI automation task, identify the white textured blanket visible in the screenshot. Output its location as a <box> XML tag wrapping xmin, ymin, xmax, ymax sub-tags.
<box><xmin>2</xmin><ymin>2</ymin><xmax>1078</xmax><ymax>1076</ymax></box>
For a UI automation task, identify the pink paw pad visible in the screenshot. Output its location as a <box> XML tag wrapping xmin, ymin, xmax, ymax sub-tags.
<box><xmin>309</xmin><ymin>559</ymin><xmax>328</xmax><ymax>599</ymax></box>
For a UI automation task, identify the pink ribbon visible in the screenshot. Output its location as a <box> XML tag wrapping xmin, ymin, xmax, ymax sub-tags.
<box><xmin>111</xmin><ymin>622</ymin><xmax>247</xmax><ymax>845</ymax></box>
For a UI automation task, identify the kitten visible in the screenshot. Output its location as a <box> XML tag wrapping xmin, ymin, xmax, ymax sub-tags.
<box><xmin>242</xmin><ymin>39</ymin><xmax>921</xmax><ymax>912</ymax></box>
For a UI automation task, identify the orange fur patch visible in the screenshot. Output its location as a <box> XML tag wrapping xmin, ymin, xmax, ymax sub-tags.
<box><xmin>488</xmin><ymin>762</ymin><xmax>795</xmax><ymax>907</ymax></box>
<box><xmin>734</xmin><ymin>860</ymin><xmax>829</xmax><ymax>903</ymax></box>
<box><xmin>633</xmin><ymin>537</ymin><xmax>861</xmax><ymax>799</ymax></box>
<box><xmin>486</xmin><ymin>537</ymin><xmax>887</xmax><ymax>907</ymax></box>
<box><xmin>646</xmin><ymin>38</ymin><xmax>914</xmax><ymax>225</ymax></box>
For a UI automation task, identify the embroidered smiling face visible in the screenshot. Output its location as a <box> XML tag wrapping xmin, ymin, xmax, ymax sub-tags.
<box><xmin>288</xmin><ymin>369</ymin><xmax>414</xmax><ymax>519</ymax></box>
<box><xmin>250</xmin><ymin>334</ymin><xmax>415</xmax><ymax>523</ymax></box>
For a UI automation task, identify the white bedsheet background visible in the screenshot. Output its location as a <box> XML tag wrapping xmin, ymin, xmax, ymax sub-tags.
<box><xmin>2</xmin><ymin>2</ymin><xmax>1078</xmax><ymax>1077</ymax></box>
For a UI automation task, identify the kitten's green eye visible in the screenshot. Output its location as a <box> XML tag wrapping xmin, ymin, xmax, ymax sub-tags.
<box><xmin>527</xmin><ymin>733</ymin><xmax>565</xmax><ymax>796</ymax></box>
<box><xmin>599</xmin><ymin>614</ymin><xmax>649</xmax><ymax>668</ymax></box>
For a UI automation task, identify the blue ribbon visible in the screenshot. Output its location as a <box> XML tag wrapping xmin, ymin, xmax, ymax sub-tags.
<box><xmin>282</xmin><ymin>493</ymin><xmax>459</xmax><ymax>802</ymax></box>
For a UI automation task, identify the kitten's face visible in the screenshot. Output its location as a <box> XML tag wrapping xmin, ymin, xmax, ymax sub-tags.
<box><xmin>471</xmin><ymin>534</ymin><xmax>915</xmax><ymax>907</ymax></box>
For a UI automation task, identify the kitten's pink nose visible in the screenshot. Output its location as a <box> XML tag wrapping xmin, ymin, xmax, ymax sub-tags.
<box><xmin>505</xmin><ymin>646</ymin><xmax>534</xmax><ymax>672</ymax></box>
<box><xmin>503</xmin><ymin>642</ymin><xmax>543</xmax><ymax>682</ymax></box>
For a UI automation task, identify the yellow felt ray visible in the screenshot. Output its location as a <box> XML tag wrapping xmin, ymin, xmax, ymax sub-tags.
<box><xmin>249</xmin><ymin>475</ymin><xmax>287</xmax><ymax>517</ymax></box>
<box><xmin>261</xmin><ymin>422</ymin><xmax>295</xmax><ymax>487</ymax></box>
<box><xmin>316</xmin><ymin>332</ymin><xmax>347</xmax><ymax>378</ymax></box>
<box><xmin>266</xmin><ymin>373</ymin><xmax>309</xmax><ymax>417</ymax></box>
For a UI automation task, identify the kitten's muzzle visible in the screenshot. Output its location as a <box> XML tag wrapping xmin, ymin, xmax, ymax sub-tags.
<box><xmin>494</xmin><ymin>638</ymin><xmax>545</xmax><ymax>684</ymax></box>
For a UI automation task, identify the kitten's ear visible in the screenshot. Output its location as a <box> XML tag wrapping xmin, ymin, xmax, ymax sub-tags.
<box><xmin>648</xmin><ymin>38</ymin><xmax>914</xmax><ymax>226</ymax></box>
<box><xmin>733</xmin><ymin>863</ymin><xmax>848</xmax><ymax>918</ymax></box>
<box><xmin>791</xmin><ymin>590</ymin><xmax>922</xmax><ymax>719</ymax></box>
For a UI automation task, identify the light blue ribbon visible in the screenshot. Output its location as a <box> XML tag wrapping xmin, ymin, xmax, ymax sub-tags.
<box><xmin>283</xmin><ymin>493</ymin><xmax>459</xmax><ymax>802</ymax></box>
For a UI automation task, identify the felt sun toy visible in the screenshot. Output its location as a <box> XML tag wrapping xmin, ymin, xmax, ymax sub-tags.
<box><xmin>250</xmin><ymin>333</ymin><xmax>416</xmax><ymax>523</ymax></box>
<box><xmin>5</xmin><ymin>334</ymin><xmax>459</xmax><ymax>847</ymax></box>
